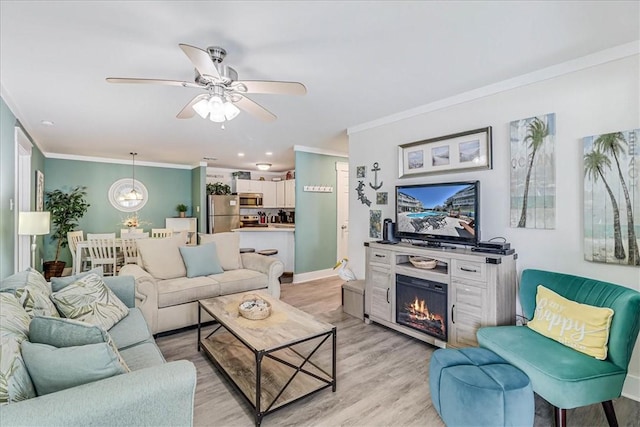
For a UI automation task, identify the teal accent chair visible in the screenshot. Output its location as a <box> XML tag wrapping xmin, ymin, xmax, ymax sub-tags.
<box><xmin>477</xmin><ymin>269</ymin><xmax>640</xmax><ymax>427</ymax></box>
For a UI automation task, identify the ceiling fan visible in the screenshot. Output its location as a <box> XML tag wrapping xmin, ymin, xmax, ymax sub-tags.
<box><xmin>106</xmin><ymin>44</ymin><xmax>306</xmax><ymax>123</ymax></box>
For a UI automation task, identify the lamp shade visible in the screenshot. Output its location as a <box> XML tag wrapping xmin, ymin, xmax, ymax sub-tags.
<box><xmin>18</xmin><ymin>212</ymin><xmax>50</xmax><ymax>235</ymax></box>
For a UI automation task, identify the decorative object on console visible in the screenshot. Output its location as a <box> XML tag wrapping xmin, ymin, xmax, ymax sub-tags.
<box><xmin>107</xmin><ymin>43</ymin><xmax>306</xmax><ymax>124</ymax></box>
<box><xmin>355</xmin><ymin>180</ymin><xmax>371</xmax><ymax>206</ymax></box>
<box><xmin>44</xmin><ymin>186</ymin><xmax>90</xmax><ymax>280</ymax></box>
<box><xmin>583</xmin><ymin>128</ymin><xmax>639</xmax><ymax>266</ymax></box>
<box><xmin>408</xmin><ymin>256</ymin><xmax>437</xmax><ymax>269</ymax></box>
<box><xmin>369</xmin><ymin>210</ymin><xmax>382</xmax><ymax>239</ymax></box>
<box><xmin>369</xmin><ymin>162</ymin><xmax>383</xmax><ymax>190</ymax></box>
<box><xmin>510</xmin><ymin>114</ymin><xmax>555</xmax><ymax>229</ymax></box>
<box><xmin>18</xmin><ymin>212</ymin><xmax>50</xmax><ymax>269</ymax></box>
<box><xmin>398</xmin><ymin>127</ymin><xmax>492</xmax><ymax>178</ymax></box>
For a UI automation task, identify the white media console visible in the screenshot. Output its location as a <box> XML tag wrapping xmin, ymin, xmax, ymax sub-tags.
<box><xmin>364</xmin><ymin>241</ymin><xmax>517</xmax><ymax>349</ymax></box>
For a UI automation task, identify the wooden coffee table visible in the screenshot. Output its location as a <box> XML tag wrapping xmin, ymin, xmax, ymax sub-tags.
<box><xmin>198</xmin><ymin>291</ymin><xmax>336</xmax><ymax>426</ymax></box>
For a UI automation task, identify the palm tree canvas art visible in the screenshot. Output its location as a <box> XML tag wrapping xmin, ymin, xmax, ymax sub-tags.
<box><xmin>584</xmin><ymin>129</ymin><xmax>639</xmax><ymax>266</ymax></box>
<box><xmin>510</xmin><ymin>113</ymin><xmax>556</xmax><ymax>229</ymax></box>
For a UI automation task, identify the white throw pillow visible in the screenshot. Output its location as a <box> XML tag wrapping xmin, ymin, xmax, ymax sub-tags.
<box><xmin>136</xmin><ymin>235</ymin><xmax>187</xmax><ymax>279</ymax></box>
<box><xmin>198</xmin><ymin>232</ymin><xmax>242</xmax><ymax>270</ymax></box>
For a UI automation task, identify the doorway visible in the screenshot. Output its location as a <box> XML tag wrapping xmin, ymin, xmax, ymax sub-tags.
<box><xmin>15</xmin><ymin>126</ymin><xmax>32</xmax><ymax>272</ymax></box>
<box><xmin>336</xmin><ymin>162</ymin><xmax>349</xmax><ymax>261</ymax></box>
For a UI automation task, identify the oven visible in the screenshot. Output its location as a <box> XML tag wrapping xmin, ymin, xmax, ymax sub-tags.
<box><xmin>238</xmin><ymin>193</ymin><xmax>263</xmax><ymax>208</ymax></box>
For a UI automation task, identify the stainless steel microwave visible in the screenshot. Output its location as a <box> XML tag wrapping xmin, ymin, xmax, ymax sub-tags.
<box><xmin>238</xmin><ymin>193</ymin><xmax>263</xmax><ymax>207</ymax></box>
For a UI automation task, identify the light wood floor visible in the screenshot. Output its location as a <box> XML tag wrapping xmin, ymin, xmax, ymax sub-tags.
<box><xmin>156</xmin><ymin>277</ymin><xmax>640</xmax><ymax>427</ymax></box>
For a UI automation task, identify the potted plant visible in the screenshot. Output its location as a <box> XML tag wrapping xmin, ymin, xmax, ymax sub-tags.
<box><xmin>206</xmin><ymin>182</ymin><xmax>231</xmax><ymax>195</ymax></box>
<box><xmin>44</xmin><ymin>186</ymin><xmax>90</xmax><ymax>280</ymax></box>
<box><xmin>176</xmin><ymin>203</ymin><xmax>188</xmax><ymax>218</ymax></box>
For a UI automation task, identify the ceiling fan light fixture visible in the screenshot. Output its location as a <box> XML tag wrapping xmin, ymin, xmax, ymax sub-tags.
<box><xmin>224</xmin><ymin>102</ymin><xmax>240</xmax><ymax>120</ymax></box>
<box><xmin>256</xmin><ymin>163</ymin><xmax>272</xmax><ymax>171</ymax></box>
<box><xmin>193</xmin><ymin>98</ymin><xmax>210</xmax><ymax>118</ymax></box>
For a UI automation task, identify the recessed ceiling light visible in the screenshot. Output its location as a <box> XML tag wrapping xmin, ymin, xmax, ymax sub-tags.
<box><xmin>238</xmin><ymin>153</ymin><xmax>245</xmax><ymax>157</ymax></box>
<box><xmin>40</xmin><ymin>120</ymin><xmax>54</xmax><ymax>126</ymax></box>
<box><xmin>265</xmin><ymin>152</ymin><xmax>273</xmax><ymax>156</ymax></box>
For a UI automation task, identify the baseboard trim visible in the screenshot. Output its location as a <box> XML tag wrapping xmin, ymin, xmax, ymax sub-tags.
<box><xmin>622</xmin><ymin>373</ymin><xmax>639</xmax><ymax>402</ymax></box>
<box><xmin>293</xmin><ymin>269</ymin><xmax>338</xmax><ymax>284</ymax></box>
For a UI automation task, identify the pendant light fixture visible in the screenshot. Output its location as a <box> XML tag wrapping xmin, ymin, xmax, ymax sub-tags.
<box><xmin>124</xmin><ymin>152</ymin><xmax>143</xmax><ymax>201</ymax></box>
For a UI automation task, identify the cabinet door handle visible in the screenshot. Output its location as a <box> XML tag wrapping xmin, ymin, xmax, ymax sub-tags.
<box><xmin>451</xmin><ymin>304</ymin><xmax>455</xmax><ymax>324</ymax></box>
<box><xmin>375</xmin><ymin>254</ymin><xmax>385</xmax><ymax>258</ymax></box>
<box><xmin>386</xmin><ymin>288</ymin><xmax>390</xmax><ymax>304</ymax></box>
<box><xmin>460</xmin><ymin>267</ymin><xmax>478</xmax><ymax>273</ymax></box>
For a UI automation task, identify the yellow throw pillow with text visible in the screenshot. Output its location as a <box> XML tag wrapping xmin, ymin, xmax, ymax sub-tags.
<box><xmin>527</xmin><ymin>285</ymin><xmax>614</xmax><ymax>360</ymax></box>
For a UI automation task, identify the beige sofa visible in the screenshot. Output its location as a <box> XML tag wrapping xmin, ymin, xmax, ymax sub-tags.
<box><xmin>119</xmin><ymin>232</ymin><xmax>283</xmax><ymax>334</ymax></box>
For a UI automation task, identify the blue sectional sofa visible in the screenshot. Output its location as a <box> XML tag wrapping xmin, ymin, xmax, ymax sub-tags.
<box><xmin>0</xmin><ymin>271</ymin><xmax>197</xmax><ymax>426</ymax></box>
<box><xmin>477</xmin><ymin>269</ymin><xmax>640</xmax><ymax>427</ymax></box>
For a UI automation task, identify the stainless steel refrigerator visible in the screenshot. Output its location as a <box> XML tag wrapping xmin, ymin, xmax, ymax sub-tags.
<box><xmin>207</xmin><ymin>195</ymin><xmax>240</xmax><ymax>233</ymax></box>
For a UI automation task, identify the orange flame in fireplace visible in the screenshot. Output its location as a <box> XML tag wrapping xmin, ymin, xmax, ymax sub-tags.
<box><xmin>407</xmin><ymin>296</ymin><xmax>444</xmax><ymax>326</ymax></box>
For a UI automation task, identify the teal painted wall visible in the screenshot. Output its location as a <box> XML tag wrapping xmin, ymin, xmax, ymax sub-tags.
<box><xmin>44</xmin><ymin>158</ymin><xmax>192</xmax><ymax>265</ymax></box>
<box><xmin>191</xmin><ymin>165</ymin><xmax>206</xmax><ymax>232</ymax></box>
<box><xmin>0</xmin><ymin>97</ymin><xmax>17</xmax><ymax>279</ymax></box>
<box><xmin>294</xmin><ymin>151</ymin><xmax>345</xmax><ymax>273</ymax></box>
<box><xmin>29</xmin><ymin>136</ymin><xmax>46</xmax><ymax>271</ymax></box>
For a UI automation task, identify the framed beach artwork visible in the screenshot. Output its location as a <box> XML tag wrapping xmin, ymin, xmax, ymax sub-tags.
<box><xmin>35</xmin><ymin>170</ymin><xmax>44</xmax><ymax>211</ymax></box>
<box><xmin>510</xmin><ymin>113</ymin><xmax>556</xmax><ymax>229</ymax></box>
<box><xmin>369</xmin><ymin>210</ymin><xmax>382</xmax><ymax>239</ymax></box>
<box><xmin>583</xmin><ymin>128</ymin><xmax>639</xmax><ymax>266</ymax></box>
<box><xmin>376</xmin><ymin>192</ymin><xmax>388</xmax><ymax>205</ymax></box>
<box><xmin>398</xmin><ymin>127</ymin><xmax>492</xmax><ymax>178</ymax></box>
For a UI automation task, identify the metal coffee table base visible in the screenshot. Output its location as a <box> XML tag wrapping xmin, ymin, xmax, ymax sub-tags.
<box><xmin>198</xmin><ymin>305</ymin><xmax>336</xmax><ymax>426</ymax></box>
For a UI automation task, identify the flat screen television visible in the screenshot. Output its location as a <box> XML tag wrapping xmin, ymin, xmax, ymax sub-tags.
<box><xmin>395</xmin><ymin>181</ymin><xmax>479</xmax><ymax>247</ymax></box>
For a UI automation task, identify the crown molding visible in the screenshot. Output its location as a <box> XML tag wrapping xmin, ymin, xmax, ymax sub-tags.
<box><xmin>293</xmin><ymin>145</ymin><xmax>348</xmax><ymax>158</ymax></box>
<box><xmin>348</xmin><ymin>40</ymin><xmax>640</xmax><ymax>135</ymax></box>
<box><xmin>44</xmin><ymin>152</ymin><xmax>195</xmax><ymax>169</ymax></box>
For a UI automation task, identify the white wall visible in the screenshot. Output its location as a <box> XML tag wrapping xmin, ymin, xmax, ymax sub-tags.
<box><xmin>348</xmin><ymin>53</ymin><xmax>640</xmax><ymax>399</ymax></box>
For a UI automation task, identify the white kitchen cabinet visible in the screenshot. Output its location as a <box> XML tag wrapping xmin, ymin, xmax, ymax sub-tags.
<box><xmin>232</xmin><ymin>178</ymin><xmax>263</xmax><ymax>194</ymax></box>
<box><xmin>284</xmin><ymin>179</ymin><xmax>296</xmax><ymax>207</ymax></box>
<box><xmin>276</xmin><ymin>181</ymin><xmax>285</xmax><ymax>207</ymax></box>
<box><xmin>262</xmin><ymin>181</ymin><xmax>277</xmax><ymax>208</ymax></box>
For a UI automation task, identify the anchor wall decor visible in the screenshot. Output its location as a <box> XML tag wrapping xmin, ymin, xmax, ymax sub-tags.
<box><xmin>369</xmin><ymin>162</ymin><xmax>383</xmax><ymax>190</ymax></box>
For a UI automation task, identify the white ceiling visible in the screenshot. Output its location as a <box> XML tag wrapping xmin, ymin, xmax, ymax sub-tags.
<box><xmin>1</xmin><ymin>1</ymin><xmax>638</xmax><ymax>172</ymax></box>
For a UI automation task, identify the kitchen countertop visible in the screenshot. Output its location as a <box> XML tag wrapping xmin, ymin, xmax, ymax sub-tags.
<box><xmin>232</xmin><ymin>224</ymin><xmax>295</xmax><ymax>232</ymax></box>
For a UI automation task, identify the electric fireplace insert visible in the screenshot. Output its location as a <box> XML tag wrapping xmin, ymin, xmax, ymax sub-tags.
<box><xmin>395</xmin><ymin>274</ymin><xmax>447</xmax><ymax>341</ymax></box>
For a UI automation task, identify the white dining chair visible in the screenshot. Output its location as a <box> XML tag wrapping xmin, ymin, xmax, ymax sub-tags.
<box><xmin>86</xmin><ymin>233</ymin><xmax>118</xmax><ymax>276</ymax></box>
<box><xmin>151</xmin><ymin>228</ymin><xmax>173</xmax><ymax>238</ymax></box>
<box><xmin>67</xmin><ymin>230</ymin><xmax>91</xmax><ymax>273</ymax></box>
<box><xmin>121</xmin><ymin>232</ymin><xmax>149</xmax><ymax>265</ymax></box>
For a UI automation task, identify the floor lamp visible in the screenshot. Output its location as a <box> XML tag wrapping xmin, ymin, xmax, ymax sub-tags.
<box><xmin>18</xmin><ymin>211</ymin><xmax>50</xmax><ymax>269</ymax></box>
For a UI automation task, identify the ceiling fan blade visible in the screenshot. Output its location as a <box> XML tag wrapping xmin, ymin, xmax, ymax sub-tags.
<box><xmin>176</xmin><ymin>94</ymin><xmax>208</xmax><ymax>119</ymax></box>
<box><xmin>235</xmin><ymin>80</ymin><xmax>307</xmax><ymax>95</ymax></box>
<box><xmin>106</xmin><ymin>77</ymin><xmax>201</xmax><ymax>88</ymax></box>
<box><xmin>234</xmin><ymin>95</ymin><xmax>277</xmax><ymax>122</ymax></box>
<box><xmin>178</xmin><ymin>44</ymin><xmax>220</xmax><ymax>80</ymax></box>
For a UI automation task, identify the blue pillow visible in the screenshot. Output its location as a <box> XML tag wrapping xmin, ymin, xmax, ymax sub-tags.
<box><xmin>21</xmin><ymin>341</ymin><xmax>128</xmax><ymax>396</ymax></box>
<box><xmin>179</xmin><ymin>242</ymin><xmax>224</xmax><ymax>278</ymax></box>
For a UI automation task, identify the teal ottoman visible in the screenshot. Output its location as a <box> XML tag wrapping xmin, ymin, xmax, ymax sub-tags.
<box><xmin>429</xmin><ymin>348</ymin><xmax>534</xmax><ymax>426</ymax></box>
